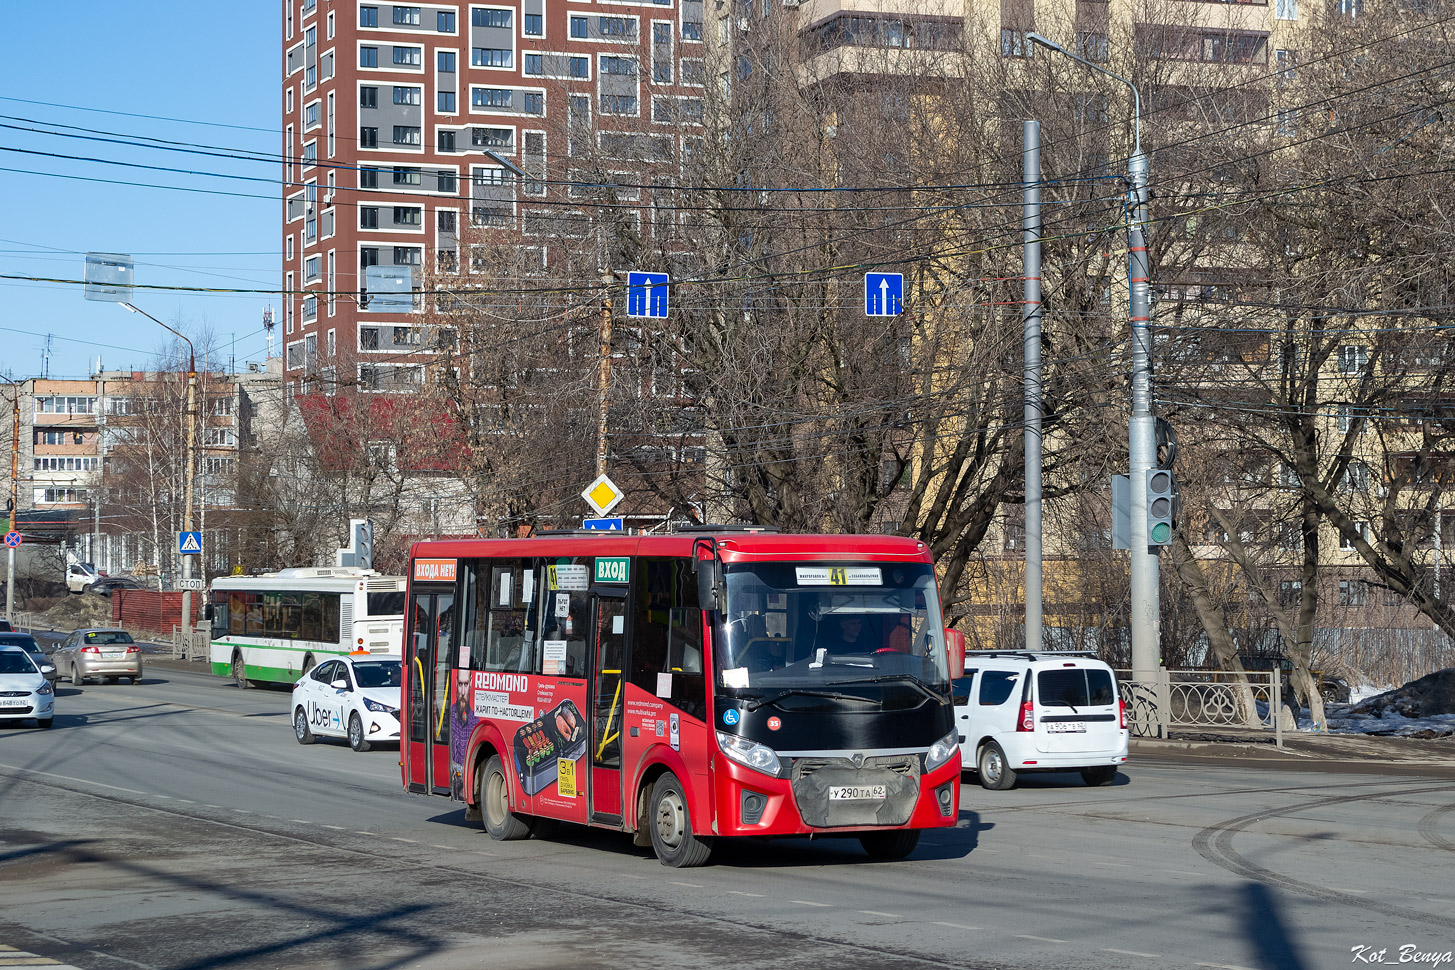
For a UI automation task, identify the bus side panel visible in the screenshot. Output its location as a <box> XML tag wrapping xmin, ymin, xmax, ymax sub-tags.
<box><xmin>462</xmin><ymin>719</ymin><xmax>515</xmax><ymax>807</ymax></box>
<box><xmin>619</xmin><ymin>681</ymin><xmax>713</xmax><ymax>833</ymax></box>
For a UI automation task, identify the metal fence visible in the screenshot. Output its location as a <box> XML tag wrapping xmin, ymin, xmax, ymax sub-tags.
<box><xmin>1116</xmin><ymin>668</ymin><xmax>1284</xmax><ymax>748</ymax></box>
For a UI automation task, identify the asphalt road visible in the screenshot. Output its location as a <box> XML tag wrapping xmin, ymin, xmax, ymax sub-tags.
<box><xmin>1</xmin><ymin>664</ymin><xmax>1453</xmax><ymax>970</ymax></box>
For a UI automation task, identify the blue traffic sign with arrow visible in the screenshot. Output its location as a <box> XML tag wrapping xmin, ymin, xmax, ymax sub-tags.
<box><xmin>865</xmin><ymin>273</ymin><xmax>904</xmax><ymax>316</ymax></box>
<box><xmin>626</xmin><ymin>272</ymin><xmax>670</xmax><ymax>318</ymax></box>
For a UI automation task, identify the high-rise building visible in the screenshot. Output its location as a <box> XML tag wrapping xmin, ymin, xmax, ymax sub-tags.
<box><xmin>281</xmin><ymin>0</ymin><xmax>706</xmax><ymax>398</ymax></box>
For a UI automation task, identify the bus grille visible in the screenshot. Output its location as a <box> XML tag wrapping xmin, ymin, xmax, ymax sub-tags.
<box><xmin>789</xmin><ymin>755</ymin><xmax>919</xmax><ymax>828</ymax></box>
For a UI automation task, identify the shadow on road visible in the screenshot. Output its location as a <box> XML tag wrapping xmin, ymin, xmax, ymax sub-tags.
<box><xmin>1241</xmin><ymin>881</ymin><xmax>1309</xmax><ymax>970</ymax></box>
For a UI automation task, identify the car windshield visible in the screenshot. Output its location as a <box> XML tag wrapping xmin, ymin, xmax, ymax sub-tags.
<box><xmin>0</xmin><ymin>650</ymin><xmax>38</xmax><ymax>674</ymax></box>
<box><xmin>353</xmin><ymin>660</ymin><xmax>402</xmax><ymax>689</ymax></box>
<box><xmin>714</xmin><ymin>561</ymin><xmax>949</xmax><ymax>692</ymax></box>
<box><xmin>85</xmin><ymin>631</ymin><xmax>134</xmax><ymax>645</ymax></box>
<box><xmin>0</xmin><ymin>635</ymin><xmax>41</xmax><ymax>652</ymax></box>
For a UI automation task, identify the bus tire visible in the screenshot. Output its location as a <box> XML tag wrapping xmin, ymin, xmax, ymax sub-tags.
<box><xmin>231</xmin><ymin>652</ymin><xmax>250</xmax><ymax>689</ymax></box>
<box><xmin>479</xmin><ymin>754</ymin><xmax>531</xmax><ymax>841</ymax></box>
<box><xmin>649</xmin><ymin>771</ymin><xmax>713</xmax><ymax>868</ymax></box>
<box><xmin>300</xmin><ymin>654</ymin><xmax>316</xmax><ymax>676</ymax></box>
<box><xmin>859</xmin><ymin>829</ymin><xmax>920</xmax><ymax>860</ymax></box>
<box><xmin>348</xmin><ymin>713</ymin><xmax>371</xmax><ymax>752</ymax></box>
<box><xmin>294</xmin><ymin>707</ymin><xmax>315</xmax><ymax>745</ymax></box>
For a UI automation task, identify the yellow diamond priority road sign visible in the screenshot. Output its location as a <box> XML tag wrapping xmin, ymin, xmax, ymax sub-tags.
<box><xmin>581</xmin><ymin>474</ymin><xmax>624</xmax><ymax>516</ymax></box>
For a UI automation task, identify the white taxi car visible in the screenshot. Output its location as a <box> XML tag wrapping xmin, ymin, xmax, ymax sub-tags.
<box><xmin>291</xmin><ymin>653</ymin><xmax>402</xmax><ymax>752</ymax></box>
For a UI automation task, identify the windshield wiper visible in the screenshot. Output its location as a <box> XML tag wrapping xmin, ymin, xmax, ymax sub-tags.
<box><xmin>827</xmin><ymin>674</ymin><xmax>943</xmax><ymax>704</ymax></box>
<box><xmin>743</xmin><ymin>689</ymin><xmax>877</xmax><ymax>712</ymax></box>
<box><xmin>1046</xmin><ymin>698</ymin><xmax>1080</xmax><ymax>713</ymax></box>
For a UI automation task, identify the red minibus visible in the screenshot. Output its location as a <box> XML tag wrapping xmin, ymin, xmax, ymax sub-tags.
<box><xmin>401</xmin><ymin>529</ymin><xmax>963</xmax><ymax>867</ymax></box>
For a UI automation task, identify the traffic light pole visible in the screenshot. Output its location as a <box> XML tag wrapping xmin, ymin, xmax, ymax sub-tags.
<box><xmin>1029</xmin><ymin>33</ymin><xmax>1160</xmax><ymax>684</ymax></box>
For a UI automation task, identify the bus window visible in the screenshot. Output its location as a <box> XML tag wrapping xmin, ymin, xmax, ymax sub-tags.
<box><xmin>322</xmin><ymin>593</ymin><xmax>340</xmax><ymax>644</ymax></box>
<box><xmin>632</xmin><ymin>558</ymin><xmax>705</xmax><ymax>719</ymax></box>
<box><xmin>262</xmin><ymin>593</ymin><xmax>280</xmax><ymax>637</ymax></box>
<box><xmin>212</xmin><ymin>594</ymin><xmax>230</xmax><ymax>639</ymax></box>
<box><xmin>367</xmin><ymin>590</ymin><xmax>407</xmax><ymax>617</ymax></box>
<box><xmin>463</xmin><ymin>559</ymin><xmax>539</xmax><ymax>673</ymax></box>
<box><xmin>280</xmin><ymin>592</ymin><xmax>302</xmax><ymax>639</ymax></box>
<box><xmin>301</xmin><ymin>592</ymin><xmax>323</xmax><ymax>642</ymax></box>
<box><xmin>244</xmin><ymin>593</ymin><xmax>262</xmax><ymax>635</ymax></box>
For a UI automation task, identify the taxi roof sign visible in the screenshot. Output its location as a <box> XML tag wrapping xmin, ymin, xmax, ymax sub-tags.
<box><xmin>581</xmin><ymin>474</ymin><xmax>624</xmax><ymax>516</ymax></box>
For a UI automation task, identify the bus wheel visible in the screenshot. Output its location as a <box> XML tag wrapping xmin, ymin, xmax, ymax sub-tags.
<box><xmin>859</xmin><ymin>829</ymin><xmax>921</xmax><ymax>860</ymax></box>
<box><xmin>649</xmin><ymin>772</ymin><xmax>713</xmax><ymax>868</ymax></box>
<box><xmin>232</xmin><ymin>653</ymin><xmax>250</xmax><ymax>690</ymax></box>
<box><xmin>294</xmin><ymin>708</ymin><xmax>315</xmax><ymax>745</ymax></box>
<box><xmin>479</xmin><ymin>754</ymin><xmax>530</xmax><ymax>841</ymax></box>
<box><xmin>300</xmin><ymin>654</ymin><xmax>315</xmax><ymax>676</ymax></box>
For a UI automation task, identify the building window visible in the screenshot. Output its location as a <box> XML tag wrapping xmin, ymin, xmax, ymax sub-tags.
<box><xmin>570</xmin><ymin>56</ymin><xmax>590</xmax><ymax>77</ymax></box>
<box><xmin>1000</xmin><ymin>29</ymin><xmax>1031</xmax><ymax>58</ymax></box>
<box><xmin>682</xmin><ymin>20</ymin><xmax>701</xmax><ymax>40</ymax></box>
<box><xmin>438</xmin><ymin>210</ymin><xmax>457</xmax><ymax>232</ymax></box>
<box><xmin>438</xmin><ymin>129</ymin><xmax>457</xmax><ymax>151</ymax></box>
<box><xmin>525</xmin><ymin>13</ymin><xmax>543</xmax><ymax>34</ymax></box>
<box><xmin>393</xmin><ymin>6</ymin><xmax>421</xmax><ymax>26</ymax></box>
<box><xmin>1341</xmin><ymin>522</ymin><xmax>1370</xmax><ymax>551</ymax></box>
<box><xmin>438</xmin><ymin>50</ymin><xmax>456</xmax><ymax>72</ymax></box>
<box><xmin>360</xmin><ymin>6</ymin><xmax>378</xmax><ymax>27</ymax></box>
<box><xmin>327</xmin><ymin>329</ymin><xmax>336</xmax><ymax>356</ymax></box>
<box><xmin>1276</xmin><ymin>0</ymin><xmax>1297</xmax><ymax>17</ymax></box>
<box><xmin>472</xmin><ymin>9</ymin><xmax>511</xmax><ymax>27</ymax></box>
<box><xmin>438</xmin><ymin>10</ymin><xmax>456</xmax><ymax>31</ymax></box>
<box><xmin>361</xmin><ymin>167</ymin><xmax>379</xmax><ymax>188</ymax></box>
<box><xmin>304</xmin><ymin>102</ymin><xmax>320</xmax><ymax>127</ymax></box>
<box><xmin>570</xmin><ymin>15</ymin><xmax>588</xmax><ymax>37</ymax></box>
<box><xmin>305</xmin><ymin>255</ymin><xmax>321</xmax><ymax>279</ymax></box>
<box><xmin>360</xmin><ymin>46</ymin><xmax>379</xmax><ymax>67</ymax></box>
<box><xmin>471</xmin><ymin>126</ymin><xmax>513</xmax><ymax>147</ymax></box>
<box><xmin>600</xmin><ymin>55</ymin><xmax>636</xmax><ymax>75</ymax></box>
<box><xmin>360</xmin><ymin>86</ymin><xmax>378</xmax><ymax>108</ymax></box>
<box><xmin>393</xmin><ymin>167</ymin><xmax>422</xmax><ymax>185</ymax></box>
<box><xmin>601</xmin><ymin>94</ymin><xmax>638</xmax><ymax>114</ymax></box>
<box><xmin>1337</xmin><ymin>344</ymin><xmax>1369</xmax><ymax>374</ymax></box>
<box><xmin>394</xmin><ymin>247</ymin><xmax>422</xmax><ymax>265</ymax></box>
<box><xmin>393</xmin><ymin>125</ymin><xmax>422</xmax><ymax>145</ymax></box>
<box><xmin>472</xmin><ymin>48</ymin><xmax>513</xmax><ymax>68</ymax></box>
<box><xmin>303</xmin><ymin>295</ymin><xmax>318</xmax><ymax>320</ymax></box>
<box><xmin>393</xmin><ymin>45</ymin><xmax>422</xmax><ymax>66</ymax></box>
<box><xmin>361</xmin><ymin>206</ymin><xmax>379</xmax><ymax>228</ymax></box>
<box><xmin>360</xmin><ymin>126</ymin><xmax>379</xmax><ymax>148</ymax></box>
<box><xmin>522</xmin><ymin>92</ymin><xmax>543</xmax><ymax>114</ymax></box>
<box><xmin>439</xmin><ymin>90</ymin><xmax>457</xmax><ymax>112</ymax></box>
<box><xmin>394</xmin><ymin>206</ymin><xmax>423</xmax><ymax>226</ymax></box>
<box><xmin>524</xmin><ymin>53</ymin><xmax>543</xmax><ymax>75</ymax></box>
<box><xmin>303</xmin><ymin>143</ymin><xmax>317</xmax><ymax>165</ymax></box>
<box><xmin>472</xmin><ymin>88</ymin><xmax>512</xmax><ymax>108</ymax></box>
<box><xmin>437</xmin><ymin>171</ymin><xmax>458</xmax><ymax>193</ymax></box>
<box><xmin>1076</xmin><ymin>31</ymin><xmax>1108</xmax><ymax>62</ymax></box>
<box><xmin>599</xmin><ymin>16</ymin><xmax>634</xmax><ymax>38</ymax></box>
<box><xmin>393</xmin><ymin>85</ymin><xmax>421</xmax><ymax>105</ymax></box>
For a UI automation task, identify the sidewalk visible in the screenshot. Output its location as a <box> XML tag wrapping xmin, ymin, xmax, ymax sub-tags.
<box><xmin>1131</xmin><ymin>730</ymin><xmax>1455</xmax><ymax>773</ymax></box>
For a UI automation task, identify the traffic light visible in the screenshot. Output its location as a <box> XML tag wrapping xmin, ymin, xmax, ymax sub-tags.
<box><xmin>1146</xmin><ymin>469</ymin><xmax>1176</xmax><ymax>545</ymax></box>
<box><xmin>356</xmin><ymin>519</ymin><xmax>374</xmax><ymax>570</ymax></box>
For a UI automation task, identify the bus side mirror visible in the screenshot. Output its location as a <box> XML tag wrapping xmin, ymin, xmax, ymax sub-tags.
<box><xmin>695</xmin><ymin>559</ymin><xmax>723</xmax><ymax>613</ymax></box>
<box><xmin>944</xmin><ymin>628</ymin><xmax>966</xmax><ymax>676</ymax></box>
<box><xmin>203</xmin><ymin>604</ymin><xmax>214</xmax><ymax>620</ymax></box>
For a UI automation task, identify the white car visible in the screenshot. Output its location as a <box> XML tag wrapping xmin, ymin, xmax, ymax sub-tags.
<box><xmin>0</xmin><ymin>645</ymin><xmax>56</xmax><ymax>728</ymax></box>
<box><xmin>292</xmin><ymin>654</ymin><xmax>402</xmax><ymax>752</ymax></box>
<box><xmin>66</xmin><ymin>562</ymin><xmax>102</xmax><ymax>594</ymax></box>
<box><xmin>954</xmin><ymin>651</ymin><xmax>1128</xmax><ymax>790</ymax></box>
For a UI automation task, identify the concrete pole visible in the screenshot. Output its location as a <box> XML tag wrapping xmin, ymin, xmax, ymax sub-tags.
<box><xmin>6</xmin><ymin>381</ymin><xmax>18</xmax><ymax>626</ymax></box>
<box><xmin>1022</xmin><ymin>120</ymin><xmax>1044</xmax><ymax>653</ymax></box>
<box><xmin>181</xmin><ymin>365</ymin><xmax>197</xmax><ymax>653</ymax></box>
<box><xmin>596</xmin><ymin>275</ymin><xmax>614</xmax><ymax>478</ymax></box>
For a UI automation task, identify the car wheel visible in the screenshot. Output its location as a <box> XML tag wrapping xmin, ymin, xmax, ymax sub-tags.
<box><xmin>649</xmin><ymin>771</ymin><xmax>713</xmax><ymax>867</ymax></box>
<box><xmin>103</xmin><ymin>677</ymin><xmax>117</xmax><ymax>685</ymax></box>
<box><xmin>1081</xmin><ymin>765</ymin><xmax>1117</xmax><ymax>787</ymax></box>
<box><xmin>859</xmin><ymin>829</ymin><xmax>921</xmax><ymax>860</ymax></box>
<box><xmin>294</xmin><ymin>708</ymin><xmax>315</xmax><ymax>745</ymax></box>
<box><xmin>977</xmin><ymin>741</ymin><xmax>1017</xmax><ymax>791</ymax></box>
<box><xmin>83</xmin><ymin>583</ymin><xmax>96</xmax><ymax>595</ymax></box>
<box><xmin>478</xmin><ymin>754</ymin><xmax>531</xmax><ymax>840</ymax></box>
<box><xmin>71</xmin><ymin>665</ymin><xmax>83</xmax><ymax>687</ymax></box>
<box><xmin>36</xmin><ymin>717</ymin><xmax>53</xmax><ymax>729</ymax></box>
<box><xmin>348</xmin><ymin>713</ymin><xmax>370</xmax><ymax>752</ymax></box>
<box><xmin>232</xmin><ymin>652</ymin><xmax>249</xmax><ymax>689</ymax></box>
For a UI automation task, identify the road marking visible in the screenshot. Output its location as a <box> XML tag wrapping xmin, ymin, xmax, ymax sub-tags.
<box><xmin>726</xmin><ymin>890</ymin><xmax>763</xmax><ymax>897</ymax></box>
<box><xmin>0</xmin><ymin>950</ymin><xmax>67</xmax><ymax>967</ymax></box>
<box><xmin>322</xmin><ymin>825</ymin><xmax>345</xmax><ymax>830</ymax></box>
<box><xmin>668</xmin><ymin>881</ymin><xmax>702</xmax><ymax>888</ymax></box>
<box><xmin>1094</xmin><ymin>861</ymin><xmax>1131</xmax><ymax>868</ymax></box>
<box><xmin>290</xmin><ymin>820</ymin><xmax>312</xmax><ymax>825</ymax></box>
<box><xmin>1196</xmin><ymin>963</ymin><xmax>1258</xmax><ymax>970</ymax></box>
<box><xmin>859</xmin><ymin>911</ymin><xmax>903</xmax><ymax>919</ymax></box>
<box><xmin>356</xmin><ymin>831</ymin><xmax>377</xmax><ymax>836</ymax></box>
<box><xmin>1329</xmin><ymin>887</ymin><xmax>1369</xmax><ymax>894</ymax></box>
<box><xmin>790</xmin><ymin>900</ymin><xmax>831</xmax><ymax>907</ymax></box>
<box><xmin>1163</xmin><ymin>869</ymin><xmax>1199</xmax><ymax>876</ymax></box>
<box><xmin>430</xmin><ymin>844</ymin><xmax>452</xmax><ymax>850</ymax></box>
<box><xmin>621</xmin><ymin>874</ymin><xmax>648</xmax><ymax>880</ymax></box>
<box><xmin>390</xmin><ymin>837</ymin><xmax>418</xmax><ymax>844</ymax></box>
<box><xmin>0</xmin><ymin>763</ymin><xmax>149</xmax><ymax>797</ymax></box>
<box><xmin>1105</xmin><ymin>948</ymin><xmax>1161</xmax><ymax>959</ymax></box>
<box><xmin>932</xmin><ymin>922</ymin><xmax>981</xmax><ymax>931</ymax></box>
<box><xmin>1017</xmin><ymin>935</ymin><xmax>1067</xmax><ymax>944</ymax></box>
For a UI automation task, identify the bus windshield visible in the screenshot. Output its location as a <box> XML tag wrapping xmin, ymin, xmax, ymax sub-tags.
<box><xmin>715</xmin><ymin>561</ymin><xmax>949</xmax><ymax>693</ymax></box>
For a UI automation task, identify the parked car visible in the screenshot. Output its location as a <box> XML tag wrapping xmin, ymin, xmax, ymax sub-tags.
<box><xmin>66</xmin><ymin>562</ymin><xmax>105</xmax><ymax>594</ymax></box>
<box><xmin>0</xmin><ymin>619</ymin><xmax>12</xmax><ymax>632</ymax></box>
<box><xmin>0</xmin><ymin>644</ymin><xmax>54</xmax><ymax>728</ymax></box>
<box><xmin>84</xmin><ymin>576</ymin><xmax>145</xmax><ymax>598</ymax></box>
<box><xmin>1234</xmin><ymin>655</ymin><xmax>1351</xmax><ymax>705</ymax></box>
<box><xmin>291</xmin><ymin>654</ymin><xmax>402</xmax><ymax>752</ymax></box>
<box><xmin>954</xmin><ymin>651</ymin><xmax>1129</xmax><ymax>790</ymax></box>
<box><xmin>0</xmin><ymin>633</ymin><xmax>57</xmax><ymax>683</ymax></box>
<box><xmin>52</xmin><ymin>628</ymin><xmax>143</xmax><ymax>685</ymax></box>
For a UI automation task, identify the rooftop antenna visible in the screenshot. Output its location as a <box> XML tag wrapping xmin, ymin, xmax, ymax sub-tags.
<box><xmin>263</xmin><ymin>305</ymin><xmax>275</xmax><ymax>360</ymax></box>
<box><xmin>41</xmin><ymin>333</ymin><xmax>53</xmax><ymax>379</ymax></box>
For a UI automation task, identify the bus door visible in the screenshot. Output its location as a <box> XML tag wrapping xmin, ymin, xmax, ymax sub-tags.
<box><xmin>406</xmin><ymin>587</ymin><xmax>455</xmax><ymax>794</ymax></box>
<box><xmin>589</xmin><ymin>588</ymin><xmax>628</xmax><ymax>823</ymax></box>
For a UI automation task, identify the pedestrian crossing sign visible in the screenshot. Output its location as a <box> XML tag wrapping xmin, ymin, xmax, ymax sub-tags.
<box><xmin>178</xmin><ymin>531</ymin><xmax>203</xmax><ymax>555</ymax></box>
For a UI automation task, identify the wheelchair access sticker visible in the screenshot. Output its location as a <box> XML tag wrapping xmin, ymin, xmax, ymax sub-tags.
<box><xmin>722</xmin><ymin>708</ymin><xmax>740</xmax><ymax>726</ymax></box>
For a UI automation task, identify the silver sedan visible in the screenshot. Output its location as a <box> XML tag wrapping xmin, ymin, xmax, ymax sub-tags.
<box><xmin>52</xmin><ymin>628</ymin><xmax>143</xmax><ymax>685</ymax></box>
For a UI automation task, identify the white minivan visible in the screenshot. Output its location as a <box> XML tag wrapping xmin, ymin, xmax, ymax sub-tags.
<box><xmin>954</xmin><ymin>651</ymin><xmax>1128</xmax><ymax>790</ymax></box>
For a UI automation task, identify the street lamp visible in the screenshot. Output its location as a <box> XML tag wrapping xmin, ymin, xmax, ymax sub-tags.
<box><xmin>1027</xmin><ymin>32</ymin><xmax>1160</xmax><ymax>686</ymax></box>
<box><xmin>3</xmin><ymin>376</ymin><xmax>20</xmax><ymax>626</ymax></box>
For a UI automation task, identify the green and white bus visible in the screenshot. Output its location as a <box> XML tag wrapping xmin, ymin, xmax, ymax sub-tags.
<box><xmin>208</xmin><ymin>568</ymin><xmax>407</xmax><ymax>688</ymax></box>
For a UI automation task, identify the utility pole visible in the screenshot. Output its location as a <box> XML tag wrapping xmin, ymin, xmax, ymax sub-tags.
<box><xmin>1023</xmin><ymin>120</ymin><xmax>1044</xmax><ymax>652</ymax></box>
<box><xmin>5</xmin><ymin>378</ymin><xmax>19</xmax><ymax>626</ymax></box>
<box><xmin>596</xmin><ymin>274</ymin><xmax>614</xmax><ymax>478</ymax></box>
<box><xmin>1029</xmin><ymin>33</ymin><xmax>1160</xmax><ymax>685</ymax></box>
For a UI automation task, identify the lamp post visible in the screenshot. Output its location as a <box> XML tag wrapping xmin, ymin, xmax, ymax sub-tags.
<box><xmin>122</xmin><ymin>304</ymin><xmax>199</xmax><ymax>650</ymax></box>
<box><xmin>3</xmin><ymin>377</ymin><xmax>20</xmax><ymax>627</ymax></box>
<box><xmin>1027</xmin><ymin>32</ymin><xmax>1160</xmax><ymax>685</ymax></box>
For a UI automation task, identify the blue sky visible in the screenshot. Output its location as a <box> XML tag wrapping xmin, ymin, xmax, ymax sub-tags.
<box><xmin>1</xmin><ymin>5</ymin><xmax>279</xmax><ymax>380</ymax></box>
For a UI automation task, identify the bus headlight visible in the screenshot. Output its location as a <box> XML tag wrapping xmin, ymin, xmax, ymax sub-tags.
<box><xmin>364</xmin><ymin>698</ymin><xmax>398</xmax><ymax>715</ymax></box>
<box><xmin>924</xmin><ymin>730</ymin><xmax>959</xmax><ymax>773</ymax></box>
<box><xmin>716</xmin><ymin>731</ymin><xmax>781</xmax><ymax>777</ymax></box>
